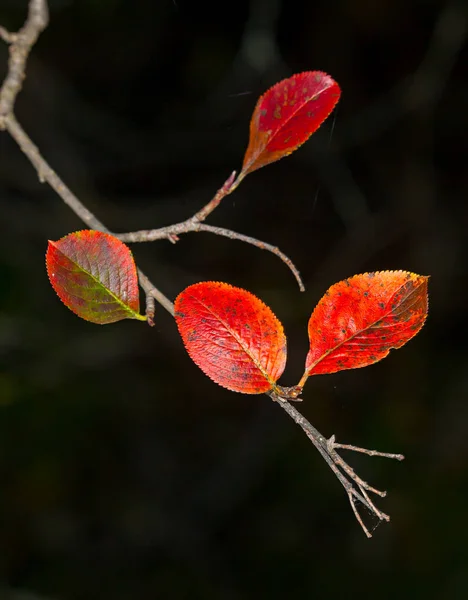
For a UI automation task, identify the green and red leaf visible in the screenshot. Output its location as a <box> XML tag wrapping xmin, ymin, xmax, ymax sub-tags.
<box><xmin>46</xmin><ymin>230</ymin><xmax>146</xmax><ymax>324</ymax></box>
<box><xmin>175</xmin><ymin>282</ymin><xmax>287</xmax><ymax>394</ymax></box>
<box><xmin>302</xmin><ymin>271</ymin><xmax>428</xmax><ymax>381</ymax></box>
<box><xmin>240</xmin><ymin>71</ymin><xmax>341</xmax><ymax>177</ymax></box>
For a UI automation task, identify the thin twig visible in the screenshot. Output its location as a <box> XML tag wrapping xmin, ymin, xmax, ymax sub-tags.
<box><xmin>117</xmin><ymin>169</ymin><xmax>304</xmax><ymax>291</ymax></box>
<box><xmin>137</xmin><ymin>270</ymin><xmax>174</xmax><ymax>318</ymax></box>
<box><xmin>193</xmin><ymin>170</ymin><xmax>237</xmax><ymax>222</ymax></box>
<box><xmin>272</xmin><ymin>394</ymin><xmax>403</xmax><ymax>537</ymax></box>
<box><xmin>330</xmin><ymin>436</ymin><xmax>404</xmax><ymax>461</ymax></box>
<box><xmin>0</xmin><ymin>0</ymin><xmax>49</xmax><ymax>119</ymax></box>
<box><xmin>118</xmin><ymin>221</ymin><xmax>304</xmax><ymax>291</ymax></box>
<box><xmin>201</xmin><ymin>225</ymin><xmax>304</xmax><ymax>291</ymax></box>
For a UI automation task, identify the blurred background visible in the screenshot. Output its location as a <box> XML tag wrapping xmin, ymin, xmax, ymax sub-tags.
<box><xmin>0</xmin><ymin>0</ymin><xmax>467</xmax><ymax>598</ymax></box>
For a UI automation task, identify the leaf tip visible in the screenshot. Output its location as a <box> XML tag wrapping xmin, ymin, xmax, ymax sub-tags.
<box><xmin>241</xmin><ymin>70</ymin><xmax>341</xmax><ymax>176</ymax></box>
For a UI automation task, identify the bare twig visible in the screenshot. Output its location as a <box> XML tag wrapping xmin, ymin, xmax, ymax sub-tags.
<box><xmin>330</xmin><ymin>435</ymin><xmax>404</xmax><ymax>461</ymax></box>
<box><xmin>137</xmin><ymin>269</ymin><xmax>174</xmax><ymax>318</ymax></box>
<box><xmin>193</xmin><ymin>170</ymin><xmax>238</xmax><ymax>222</ymax></box>
<box><xmin>118</xmin><ymin>220</ymin><xmax>304</xmax><ymax>291</ymax></box>
<box><xmin>0</xmin><ymin>0</ymin><xmax>48</xmax><ymax>119</ymax></box>
<box><xmin>271</xmin><ymin>393</ymin><xmax>403</xmax><ymax>537</ymax></box>
<box><xmin>117</xmin><ymin>168</ymin><xmax>304</xmax><ymax>291</ymax></box>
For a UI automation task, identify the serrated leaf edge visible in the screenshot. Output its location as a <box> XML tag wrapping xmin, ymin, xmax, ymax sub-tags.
<box><xmin>242</xmin><ymin>71</ymin><xmax>341</xmax><ymax>174</ymax></box>
<box><xmin>303</xmin><ymin>270</ymin><xmax>429</xmax><ymax>379</ymax></box>
<box><xmin>175</xmin><ymin>281</ymin><xmax>287</xmax><ymax>394</ymax></box>
<box><xmin>46</xmin><ymin>231</ymin><xmax>146</xmax><ymax>323</ymax></box>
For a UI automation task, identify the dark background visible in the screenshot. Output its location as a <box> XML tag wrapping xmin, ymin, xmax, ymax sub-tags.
<box><xmin>1</xmin><ymin>0</ymin><xmax>467</xmax><ymax>598</ymax></box>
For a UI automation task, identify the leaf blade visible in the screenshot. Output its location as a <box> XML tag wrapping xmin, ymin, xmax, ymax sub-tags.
<box><xmin>241</xmin><ymin>71</ymin><xmax>341</xmax><ymax>177</ymax></box>
<box><xmin>304</xmin><ymin>271</ymin><xmax>428</xmax><ymax>377</ymax></box>
<box><xmin>175</xmin><ymin>282</ymin><xmax>287</xmax><ymax>394</ymax></box>
<box><xmin>46</xmin><ymin>230</ymin><xmax>145</xmax><ymax>324</ymax></box>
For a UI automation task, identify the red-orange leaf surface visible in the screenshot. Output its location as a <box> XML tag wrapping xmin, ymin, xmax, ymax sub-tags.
<box><xmin>46</xmin><ymin>230</ymin><xmax>145</xmax><ymax>324</ymax></box>
<box><xmin>303</xmin><ymin>271</ymin><xmax>428</xmax><ymax>379</ymax></box>
<box><xmin>240</xmin><ymin>71</ymin><xmax>341</xmax><ymax>177</ymax></box>
<box><xmin>175</xmin><ymin>282</ymin><xmax>287</xmax><ymax>394</ymax></box>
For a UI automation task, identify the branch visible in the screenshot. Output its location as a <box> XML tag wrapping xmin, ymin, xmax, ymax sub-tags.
<box><xmin>0</xmin><ymin>0</ymin><xmax>48</xmax><ymax>119</ymax></box>
<box><xmin>271</xmin><ymin>392</ymin><xmax>404</xmax><ymax>538</ymax></box>
<box><xmin>192</xmin><ymin>169</ymin><xmax>238</xmax><ymax>222</ymax></box>
<box><xmin>118</xmin><ymin>169</ymin><xmax>304</xmax><ymax>291</ymax></box>
<box><xmin>118</xmin><ymin>204</ymin><xmax>304</xmax><ymax>291</ymax></box>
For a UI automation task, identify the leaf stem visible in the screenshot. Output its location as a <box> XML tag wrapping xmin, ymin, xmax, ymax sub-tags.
<box><xmin>296</xmin><ymin>371</ymin><xmax>309</xmax><ymax>390</ymax></box>
<box><xmin>193</xmin><ymin>170</ymin><xmax>237</xmax><ymax>222</ymax></box>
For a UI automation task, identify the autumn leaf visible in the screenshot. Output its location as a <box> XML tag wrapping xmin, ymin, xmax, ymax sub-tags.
<box><xmin>299</xmin><ymin>271</ymin><xmax>428</xmax><ymax>383</ymax></box>
<box><xmin>46</xmin><ymin>230</ymin><xmax>146</xmax><ymax>324</ymax></box>
<box><xmin>240</xmin><ymin>71</ymin><xmax>341</xmax><ymax>178</ymax></box>
<box><xmin>175</xmin><ymin>282</ymin><xmax>287</xmax><ymax>394</ymax></box>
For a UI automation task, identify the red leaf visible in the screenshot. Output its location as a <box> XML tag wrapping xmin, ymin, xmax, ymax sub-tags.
<box><xmin>240</xmin><ymin>71</ymin><xmax>341</xmax><ymax>177</ymax></box>
<box><xmin>46</xmin><ymin>230</ymin><xmax>146</xmax><ymax>324</ymax></box>
<box><xmin>302</xmin><ymin>271</ymin><xmax>428</xmax><ymax>379</ymax></box>
<box><xmin>175</xmin><ymin>282</ymin><xmax>287</xmax><ymax>394</ymax></box>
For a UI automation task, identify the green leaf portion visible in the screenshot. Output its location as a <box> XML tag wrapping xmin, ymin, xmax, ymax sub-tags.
<box><xmin>46</xmin><ymin>230</ymin><xmax>146</xmax><ymax>324</ymax></box>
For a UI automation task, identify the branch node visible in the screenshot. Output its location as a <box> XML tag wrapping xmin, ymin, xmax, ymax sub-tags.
<box><xmin>145</xmin><ymin>293</ymin><xmax>156</xmax><ymax>326</ymax></box>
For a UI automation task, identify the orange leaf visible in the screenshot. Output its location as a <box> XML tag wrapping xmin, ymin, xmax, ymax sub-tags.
<box><xmin>303</xmin><ymin>271</ymin><xmax>428</xmax><ymax>379</ymax></box>
<box><xmin>240</xmin><ymin>71</ymin><xmax>341</xmax><ymax>177</ymax></box>
<box><xmin>175</xmin><ymin>282</ymin><xmax>287</xmax><ymax>394</ymax></box>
